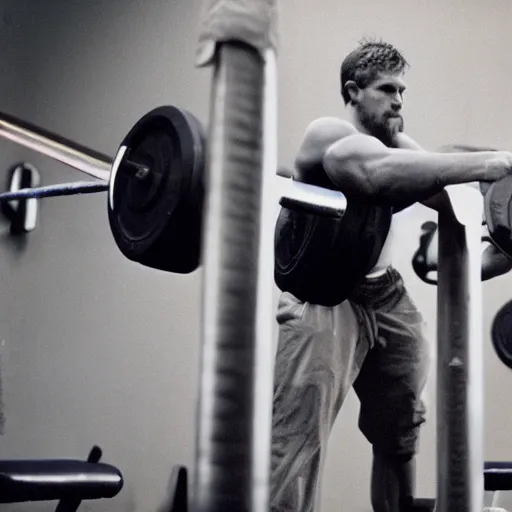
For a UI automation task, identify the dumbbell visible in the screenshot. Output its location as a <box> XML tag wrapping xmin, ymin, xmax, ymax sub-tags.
<box><xmin>412</xmin><ymin>220</ymin><xmax>512</xmax><ymax>285</ymax></box>
<box><xmin>412</xmin><ymin>174</ymin><xmax>512</xmax><ymax>288</ymax></box>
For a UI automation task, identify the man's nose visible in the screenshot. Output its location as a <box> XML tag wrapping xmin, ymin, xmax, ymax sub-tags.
<box><xmin>391</xmin><ymin>94</ymin><xmax>403</xmax><ymax>111</ymax></box>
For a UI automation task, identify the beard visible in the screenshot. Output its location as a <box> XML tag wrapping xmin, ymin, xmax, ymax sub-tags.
<box><xmin>357</xmin><ymin>105</ymin><xmax>404</xmax><ymax>147</ymax></box>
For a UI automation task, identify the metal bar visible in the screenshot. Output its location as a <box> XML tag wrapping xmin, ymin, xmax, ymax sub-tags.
<box><xmin>193</xmin><ymin>41</ymin><xmax>266</xmax><ymax>512</ymax></box>
<box><xmin>0</xmin><ymin>108</ymin><xmax>345</xmax><ymax>214</ymax></box>
<box><xmin>0</xmin><ymin>111</ymin><xmax>111</xmax><ymax>181</ymax></box>
<box><xmin>0</xmin><ymin>109</ymin><xmax>346</xmax><ymax>211</ymax></box>
<box><xmin>0</xmin><ymin>181</ymin><xmax>108</xmax><ymax>202</ymax></box>
<box><xmin>436</xmin><ymin>187</ymin><xmax>484</xmax><ymax>512</ymax></box>
<box><xmin>251</xmin><ymin>47</ymin><xmax>278</xmax><ymax>512</ymax></box>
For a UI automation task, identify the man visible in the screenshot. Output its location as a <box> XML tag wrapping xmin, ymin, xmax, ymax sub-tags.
<box><xmin>270</xmin><ymin>39</ymin><xmax>512</xmax><ymax>512</ymax></box>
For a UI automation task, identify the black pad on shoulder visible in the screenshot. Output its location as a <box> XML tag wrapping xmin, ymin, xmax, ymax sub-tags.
<box><xmin>274</xmin><ymin>194</ymin><xmax>393</xmax><ymax>307</ymax></box>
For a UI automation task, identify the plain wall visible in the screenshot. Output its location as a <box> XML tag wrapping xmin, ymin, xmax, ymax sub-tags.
<box><xmin>1</xmin><ymin>1</ymin><xmax>512</xmax><ymax>511</ymax></box>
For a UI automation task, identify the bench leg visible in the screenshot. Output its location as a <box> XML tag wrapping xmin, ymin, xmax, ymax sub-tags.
<box><xmin>54</xmin><ymin>445</ymin><xmax>103</xmax><ymax>512</ymax></box>
<box><xmin>483</xmin><ymin>490</ymin><xmax>497</xmax><ymax>508</ymax></box>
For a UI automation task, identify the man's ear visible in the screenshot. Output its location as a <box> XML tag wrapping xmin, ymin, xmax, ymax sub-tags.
<box><xmin>344</xmin><ymin>80</ymin><xmax>360</xmax><ymax>104</ymax></box>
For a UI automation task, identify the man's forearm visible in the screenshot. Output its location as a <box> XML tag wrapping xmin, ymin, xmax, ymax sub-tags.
<box><xmin>370</xmin><ymin>150</ymin><xmax>498</xmax><ymax>204</ymax></box>
<box><xmin>438</xmin><ymin>144</ymin><xmax>499</xmax><ymax>153</ymax></box>
<box><xmin>323</xmin><ymin>133</ymin><xmax>502</xmax><ymax>205</ymax></box>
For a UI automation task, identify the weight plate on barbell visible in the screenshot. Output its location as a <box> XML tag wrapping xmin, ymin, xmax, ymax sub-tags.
<box><xmin>108</xmin><ymin>105</ymin><xmax>206</xmax><ymax>273</ymax></box>
<box><xmin>484</xmin><ymin>174</ymin><xmax>512</xmax><ymax>260</ymax></box>
<box><xmin>491</xmin><ymin>299</ymin><xmax>512</xmax><ymax>370</ymax></box>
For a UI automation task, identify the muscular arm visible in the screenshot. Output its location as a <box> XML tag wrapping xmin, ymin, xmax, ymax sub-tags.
<box><xmin>437</xmin><ymin>143</ymin><xmax>501</xmax><ymax>195</ymax></box>
<box><xmin>322</xmin><ymin>126</ymin><xmax>501</xmax><ymax>206</ymax></box>
<box><xmin>394</xmin><ymin>133</ymin><xmax>450</xmax><ymax>212</ymax></box>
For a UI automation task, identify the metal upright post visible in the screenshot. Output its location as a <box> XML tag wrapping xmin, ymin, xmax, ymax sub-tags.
<box><xmin>436</xmin><ymin>185</ymin><xmax>484</xmax><ymax>512</ymax></box>
<box><xmin>193</xmin><ymin>2</ymin><xmax>278</xmax><ymax>511</ymax></box>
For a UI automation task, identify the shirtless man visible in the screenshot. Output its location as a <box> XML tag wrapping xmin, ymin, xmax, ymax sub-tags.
<box><xmin>270</xmin><ymin>39</ymin><xmax>512</xmax><ymax>512</ymax></box>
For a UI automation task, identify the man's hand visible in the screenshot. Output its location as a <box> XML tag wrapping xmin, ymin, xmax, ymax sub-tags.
<box><xmin>482</xmin><ymin>152</ymin><xmax>512</xmax><ymax>182</ymax></box>
<box><xmin>439</xmin><ymin>144</ymin><xmax>512</xmax><ymax>182</ymax></box>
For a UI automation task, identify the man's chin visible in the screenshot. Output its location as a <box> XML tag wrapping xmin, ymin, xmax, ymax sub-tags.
<box><xmin>388</xmin><ymin>116</ymin><xmax>404</xmax><ymax>132</ymax></box>
<box><xmin>378</xmin><ymin>124</ymin><xmax>402</xmax><ymax>147</ymax></box>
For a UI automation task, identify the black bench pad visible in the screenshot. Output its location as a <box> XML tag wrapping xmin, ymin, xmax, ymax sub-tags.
<box><xmin>0</xmin><ymin>459</ymin><xmax>123</xmax><ymax>503</ymax></box>
<box><xmin>485</xmin><ymin>461</ymin><xmax>512</xmax><ymax>491</ymax></box>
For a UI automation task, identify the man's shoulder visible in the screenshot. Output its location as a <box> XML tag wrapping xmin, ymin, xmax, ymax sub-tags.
<box><xmin>294</xmin><ymin>117</ymin><xmax>358</xmax><ymax>184</ymax></box>
<box><xmin>304</xmin><ymin>116</ymin><xmax>358</xmax><ymax>142</ymax></box>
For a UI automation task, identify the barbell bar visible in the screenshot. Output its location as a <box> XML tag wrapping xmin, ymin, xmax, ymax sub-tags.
<box><xmin>0</xmin><ymin>107</ymin><xmax>346</xmax><ymax>278</ymax></box>
<box><xmin>4</xmin><ymin>105</ymin><xmax>512</xmax><ymax>276</ymax></box>
<box><xmin>0</xmin><ymin>109</ymin><xmax>348</xmax><ymax>211</ymax></box>
<box><xmin>0</xmin><ymin>111</ymin><xmax>111</xmax><ymax>182</ymax></box>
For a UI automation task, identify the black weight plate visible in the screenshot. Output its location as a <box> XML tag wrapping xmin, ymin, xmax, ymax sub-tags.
<box><xmin>484</xmin><ymin>174</ymin><xmax>512</xmax><ymax>259</ymax></box>
<box><xmin>491</xmin><ymin>299</ymin><xmax>512</xmax><ymax>370</ymax></box>
<box><xmin>108</xmin><ymin>105</ymin><xmax>205</xmax><ymax>273</ymax></box>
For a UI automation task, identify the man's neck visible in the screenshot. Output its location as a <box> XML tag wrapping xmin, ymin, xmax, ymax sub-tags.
<box><xmin>347</xmin><ymin>106</ymin><xmax>369</xmax><ymax>136</ymax></box>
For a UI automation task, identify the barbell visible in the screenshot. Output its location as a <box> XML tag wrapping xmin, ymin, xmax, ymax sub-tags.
<box><xmin>0</xmin><ymin>106</ymin><xmax>347</xmax><ymax>272</ymax></box>
<box><xmin>1</xmin><ymin>105</ymin><xmax>512</xmax><ymax>278</ymax></box>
